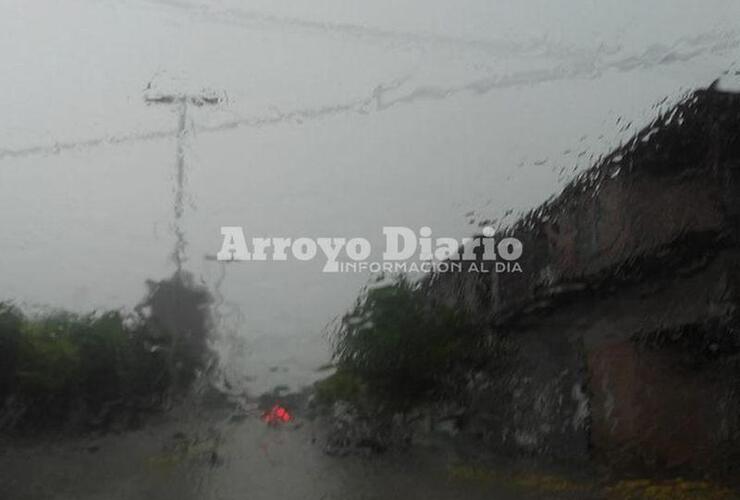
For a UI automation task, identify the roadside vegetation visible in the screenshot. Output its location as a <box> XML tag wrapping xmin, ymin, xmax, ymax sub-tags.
<box><xmin>316</xmin><ymin>276</ymin><xmax>506</xmax><ymax>414</ymax></box>
<box><xmin>0</xmin><ymin>271</ymin><xmax>214</xmax><ymax>433</ymax></box>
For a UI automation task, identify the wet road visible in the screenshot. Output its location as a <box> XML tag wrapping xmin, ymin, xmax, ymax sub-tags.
<box><xmin>0</xmin><ymin>406</ymin><xmax>598</xmax><ymax>500</ymax></box>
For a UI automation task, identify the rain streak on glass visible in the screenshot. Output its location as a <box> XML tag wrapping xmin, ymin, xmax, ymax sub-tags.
<box><xmin>1</xmin><ymin>1</ymin><xmax>740</xmax><ymax>499</ymax></box>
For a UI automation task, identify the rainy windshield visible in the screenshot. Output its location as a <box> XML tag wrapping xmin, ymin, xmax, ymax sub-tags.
<box><xmin>1</xmin><ymin>1</ymin><xmax>740</xmax><ymax>499</ymax></box>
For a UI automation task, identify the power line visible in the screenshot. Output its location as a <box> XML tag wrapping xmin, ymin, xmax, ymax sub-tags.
<box><xmin>1</xmin><ymin>31</ymin><xmax>737</xmax><ymax>162</ymax></box>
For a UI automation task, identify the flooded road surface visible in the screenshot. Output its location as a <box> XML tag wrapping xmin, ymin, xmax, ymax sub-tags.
<box><xmin>0</xmin><ymin>409</ymin><xmax>597</xmax><ymax>500</ymax></box>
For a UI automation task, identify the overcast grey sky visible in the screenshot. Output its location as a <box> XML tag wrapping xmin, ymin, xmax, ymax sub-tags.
<box><xmin>1</xmin><ymin>0</ymin><xmax>739</xmax><ymax>393</ymax></box>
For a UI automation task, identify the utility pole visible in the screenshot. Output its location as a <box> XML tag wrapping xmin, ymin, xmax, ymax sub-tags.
<box><xmin>144</xmin><ymin>87</ymin><xmax>224</xmax><ymax>274</ymax></box>
<box><xmin>143</xmin><ymin>86</ymin><xmax>225</xmax><ymax>397</ymax></box>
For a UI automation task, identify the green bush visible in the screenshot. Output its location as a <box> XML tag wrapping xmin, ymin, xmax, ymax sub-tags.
<box><xmin>0</xmin><ymin>271</ymin><xmax>214</xmax><ymax>432</ymax></box>
<box><xmin>0</xmin><ymin>303</ymin><xmax>23</xmax><ymax>401</ymax></box>
<box><xmin>16</xmin><ymin>314</ymin><xmax>84</xmax><ymax>395</ymax></box>
<box><xmin>314</xmin><ymin>370</ymin><xmax>365</xmax><ymax>405</ymax></box>
<box><xmin>0</xmin><ymin>310</ymin><xmax>138</xmax><ymax>427</ymax></box>
<box><xmin>327</xmin><ymin>277</ymin><xmax>487</xmax><ymax>411</ymax></box>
